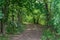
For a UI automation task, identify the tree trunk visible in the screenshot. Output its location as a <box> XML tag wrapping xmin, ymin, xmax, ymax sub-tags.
<box><xmin>0</xmin><ymin>20</ymin><xmax>3</xmax><ymax>33</ymax></box>
<box><xmin>43</xmin><ymin>0</ymin><xmax>50</xmax><ymax>27</ymax></box>
<box><xmin>1</xmin><ymin>0</ymin><xmax>10</xmax><ymax>34</ymax></box>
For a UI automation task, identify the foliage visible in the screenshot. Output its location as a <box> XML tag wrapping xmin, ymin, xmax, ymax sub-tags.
<box><xmin>51</xmin><ymin>0</ymin><xmax>60</xmax><ymax>35</ymax></box>
<box><xmin>0</xmin><ymin>35</ymin><xmax>9</xmax><ymax>40</ymax></box>
<box><xmin>6</xmin><ymin>22</ymin><xmax>26</xmax><ymax>34</ymax></box>
<box><xmin>0</xmin><ymin>0</ymin><xmax>60</xmax><ymax>40</ymax></box>
<box><xmin>41</xmin><ymin>0</ymin><xmax>60</xmax><ymax>40</ymax></box>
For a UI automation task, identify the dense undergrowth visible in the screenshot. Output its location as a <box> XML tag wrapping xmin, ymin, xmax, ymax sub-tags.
<box><xmin>41</xmin><ymin>0</ymin><xmax>60</xmax><ymax>40</ymax></box>
<box><xmin>6</xmin><ymin>23</ymin><xmax>26</xmax><ymax>34</ymax></box>
<box><xmin>0</xmin><ymin>23</ymin><xmax>26</xmax><ymax>40</ymax></box>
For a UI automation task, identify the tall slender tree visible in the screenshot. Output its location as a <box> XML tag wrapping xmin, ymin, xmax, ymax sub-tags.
<box><xmin>43</xmin><ymin>0</ymin><xmax>50</xmax><ymax>27</ymax></box>
<box><xmin>0</xmin><ymin>0</ymin><xmax>10</xmax><ymax>34</ymax></box>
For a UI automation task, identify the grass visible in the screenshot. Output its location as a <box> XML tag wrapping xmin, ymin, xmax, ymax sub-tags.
<box><xmin>0</xmin><ymin>34</ymin><xmax>9</xmax><ymax>40</ymax></box>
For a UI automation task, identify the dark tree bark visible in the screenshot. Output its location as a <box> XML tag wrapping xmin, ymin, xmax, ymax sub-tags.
<box><xmin>0</xmin><ymin>19</ymin><xmax>3</xmax><ymax>33</ymax></box>
<box><xmin>43</xmin><ymin>0</ymin><xmax>50</xmax><ymax>27</ymax></box>
<box><xmin>32</xmin><ymin>15</ymin><xmax>36</xmax><ymax>24</ymax></box>
<box><xmin>0</xmin><ymin>0</ymin><xmax>10</xmax><ymax>34</ymax></box>
<box><xmin>36</xmin><ymin>17</ymin><xmax>39</xmax><ymax>24</ymax></box>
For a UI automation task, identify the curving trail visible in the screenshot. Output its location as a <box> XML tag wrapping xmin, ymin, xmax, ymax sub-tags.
<box><xmin>10</xmin><ymin>24</ymin><xmax>43</xmax><ymax>40</ymax></box>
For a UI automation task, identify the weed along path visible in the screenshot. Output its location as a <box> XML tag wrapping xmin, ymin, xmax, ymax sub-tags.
<box><xmin>10</xmin><ymin>24</ymin><xmax>43</xmax><ymax>40</ymax></box>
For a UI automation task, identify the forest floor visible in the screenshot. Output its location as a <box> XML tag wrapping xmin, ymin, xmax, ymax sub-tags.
<box><xmin>9</xmin><ymin>24</ymin><xmax>43</xmax><ymax>40</ymax></box>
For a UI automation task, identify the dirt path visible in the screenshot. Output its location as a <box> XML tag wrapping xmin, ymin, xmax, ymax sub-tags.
<box><xmin>10</xmin><ymin>24</ymin><xmax>43</xmax><ymax>40</ymax></box>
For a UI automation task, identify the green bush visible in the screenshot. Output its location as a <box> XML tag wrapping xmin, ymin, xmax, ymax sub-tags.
<box><xmin>6</xmin><ymin>21</ymin><xmax>26</xmax><ymax>34</ymax></box>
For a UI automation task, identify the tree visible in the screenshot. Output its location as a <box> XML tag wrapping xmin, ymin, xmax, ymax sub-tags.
<box><xmin>0</xmin><ymin>0</ymin><xmax>10</xmax><ymax>34</ymax></box>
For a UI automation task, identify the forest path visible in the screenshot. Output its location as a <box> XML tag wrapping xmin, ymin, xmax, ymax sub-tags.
<box><xmin>10</xmin><ymin>24</ymin><xmax>43</xmax><ymax>40</ymax></box>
